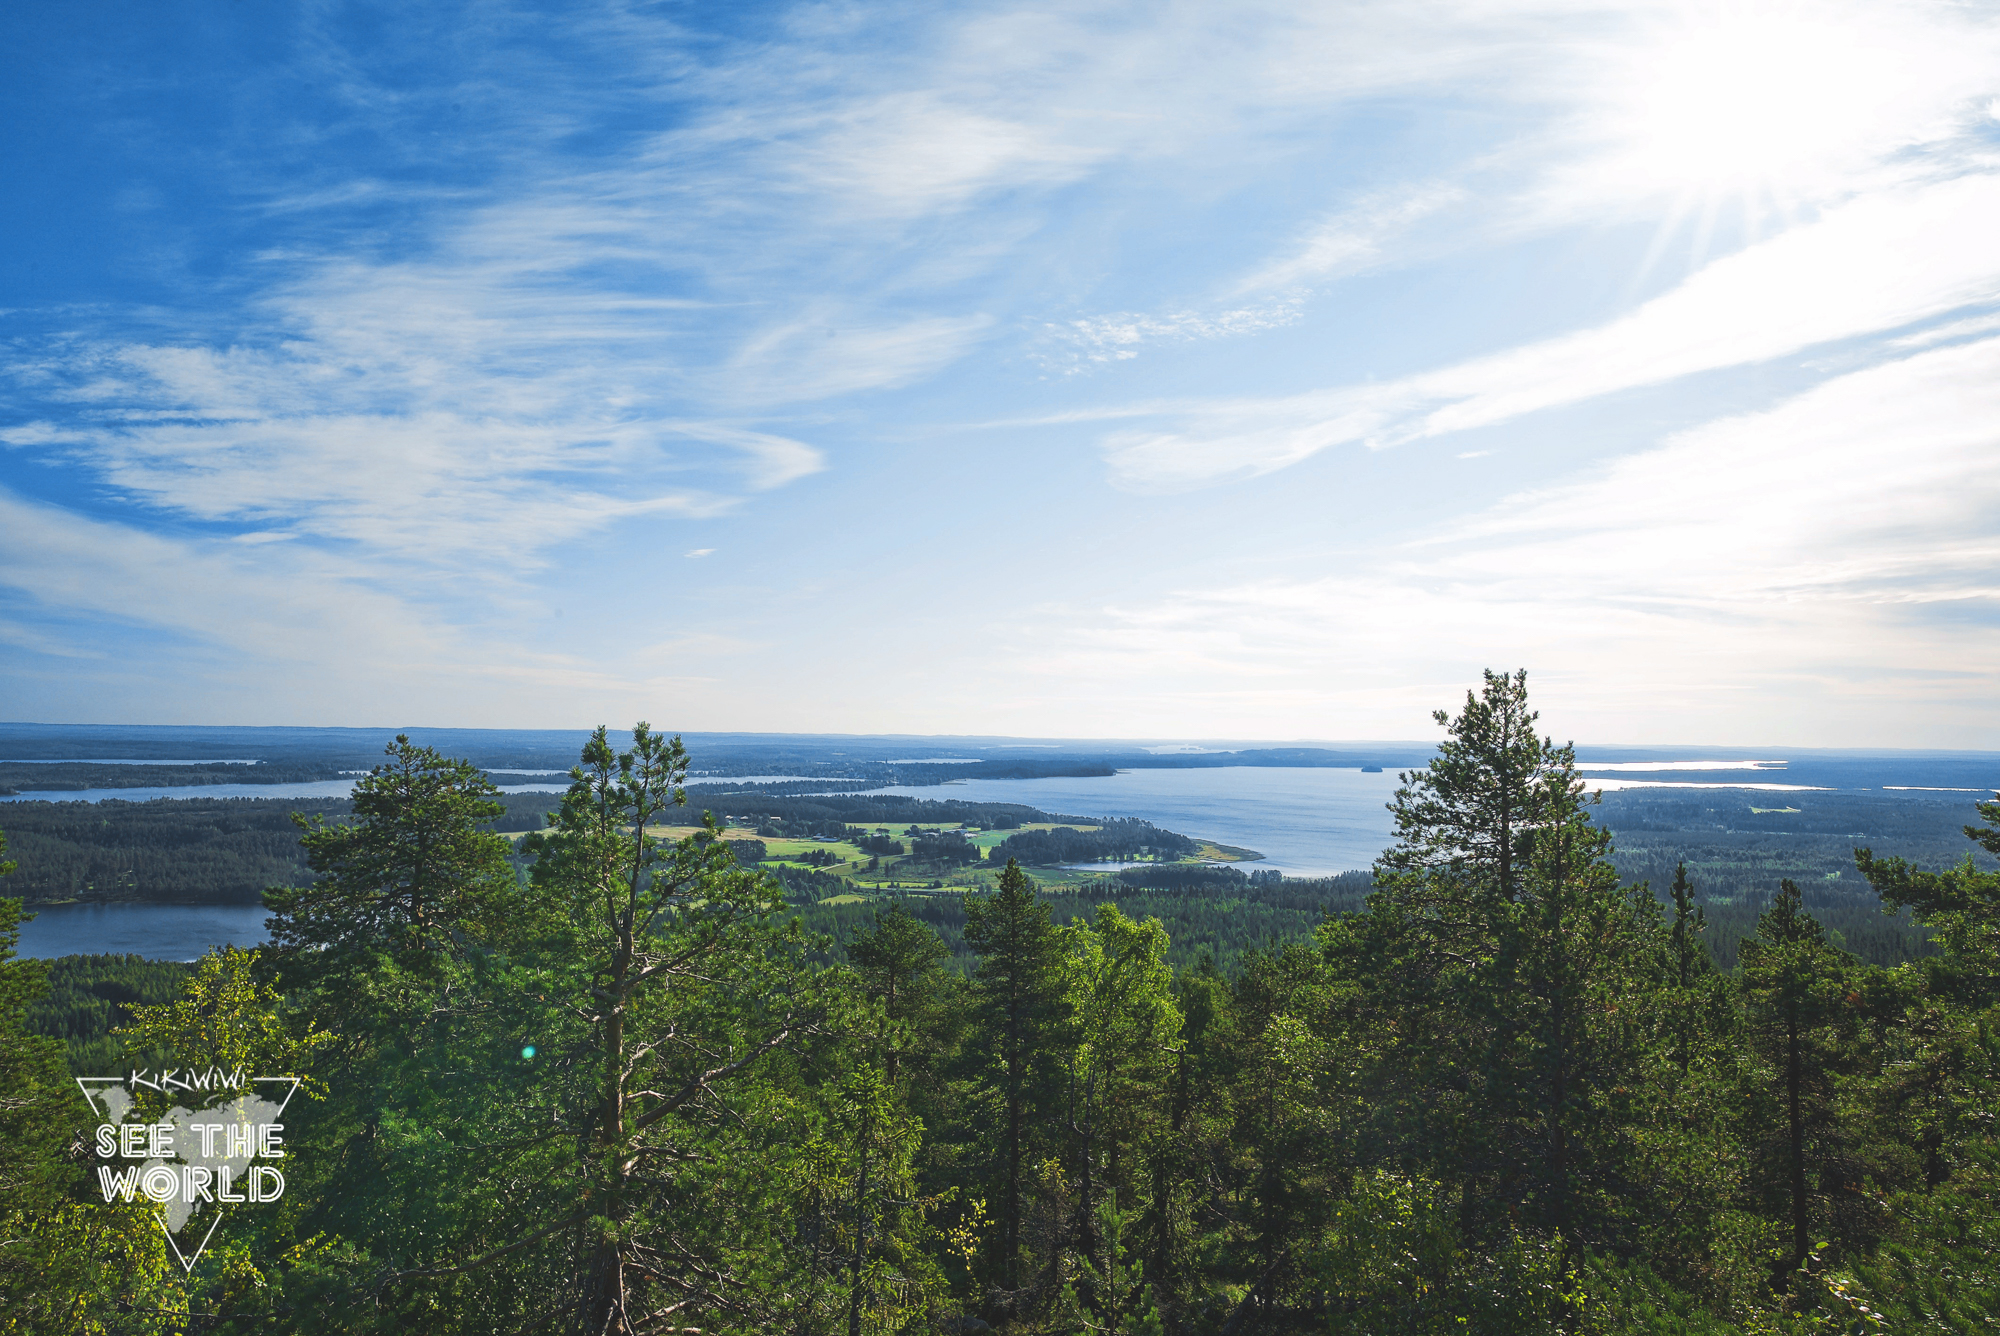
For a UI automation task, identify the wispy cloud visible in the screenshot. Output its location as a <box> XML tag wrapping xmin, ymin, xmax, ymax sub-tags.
<box><xmin>1233</xmin><ymin>183</ymin><xmax>1468</xmax><ymax>295</ymax></box>
<box><xmin>1034</xmin><ymin>301</ymin><xmax>1303</xmax><ymax>374</ymax></box>
<box><xmin>1101</xmin><ymin>172</ymin><xmax>2000</xmax><ymax>490</ymax></box>
<box><xmin>6</xmin><ymin>0</ymin><xmax>1999</xmax><ymax>733</ymax></box>
<box><xmin>1018</xmin><ymin>336</ymin><xmax>2000</xmax><ymax>741</ymax></box>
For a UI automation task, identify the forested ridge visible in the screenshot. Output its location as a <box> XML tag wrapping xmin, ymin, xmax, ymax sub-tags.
<box><xmin>0</xmin><ymin>799</ymin><xmax>351</xmax><ymax>904</ymax></box>
<box><xmin>0</xmin><ymin>762</ymin><xmax>349</xmax><ymax>797</ymax></box>
<box><xmin>1</xmin><ymin>672</ymin><xmax>1996</xmax><ymax>1333</ymax></box>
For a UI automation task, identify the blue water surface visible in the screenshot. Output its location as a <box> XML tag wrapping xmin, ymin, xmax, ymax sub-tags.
<box><xmin>853</xmin><ymin>767</ymin><xmax>1407</xmax><ymax>878</ymax></box>
<box><xmin>18</xmin><ymin>902</ymin><xmax>271</xmax><ymax>961</ymax></box>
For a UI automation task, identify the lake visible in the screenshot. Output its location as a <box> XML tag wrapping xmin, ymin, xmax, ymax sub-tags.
<box><xmin>12</xmin><ymin>766</ymin><xmax>1404</xmax><ymax>957</ymax></box>
<box><xmin>847</xmin><ymin>766</ymin><xmax>1409</xmax><ymax>878</ymax></box>
<box><xmin>18</xmin><ymin>902</ymin><xmax>271</xmax><ymax>961</ymax></box>
<box><xmin>0</xmin><ymin>768</ymin><xmax>1404</xmax><ymax>877</ymax></box>
<box><xmin>19</xmin><ymin>756</ymin><xmax>1968</xmax><ymax>959</ymax></box>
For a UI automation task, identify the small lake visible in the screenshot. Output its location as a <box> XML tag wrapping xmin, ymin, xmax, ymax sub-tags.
<box><xmin>17</xmin><ymin>902</ymin><xmax>272</xmax><ymax>961</ymax></box>
<box><xmin>851</xmin><ymin>767</ymin><xmax>1408</xmax><ymax>878</ymax></box>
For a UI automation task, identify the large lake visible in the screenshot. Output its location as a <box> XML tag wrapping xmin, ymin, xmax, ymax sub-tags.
<box><xmin>26</xmin><ymin>756</ymin><xmax>1943</xmax><ymax>960</ymax></box>
<box><xmin>12</xmin><ymin>766</ymin><xmax>1406</xmax><ymax>958</ymax></box>
<box><xmin>841</xmin><ymin>766</ymin><xmax>1408</xmax><ymax>878</ymax></box>
<box><xmin>19</xmin><ymin>902</ymin><xmax>272</xmax><ymax>961</ymax></box>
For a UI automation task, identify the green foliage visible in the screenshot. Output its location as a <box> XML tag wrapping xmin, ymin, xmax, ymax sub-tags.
<box><xmin>1057</xmin><ymin>1194</ymin><xmax>1164</xmax><ymax>1335</ymax></box>
<box><xmin>0</xmin><ymin>833</ymin><xmax>182</xmax><ymax>1331</ymax></box>
<box><xmin>0</xmin><ymin>797</ymin><xmax>346</xmax><ymax>904</ymax></box>
<box><xmin>117</xmin><ymin>944</ymin><xmax>336</xmax><ymax>1084</ymax></box>
<box><xmin>1738</xmin><ymin>881</ymin><xmax>1880</xmax><ymax>1275</ymax></box>
<box><xmin>1304</xmin><ymin>1171</ymin><xmax>1587</xmax><ymax>1335</ymax></box>
<box><xmin>1351</xmin><ymin>668</ymin><xmax>1669</xmax><ymax>1248</ymax></box>
<box><xmin>962</xmin><ymin>858</ymin><xmax>1070</xmax><ymax>1300</ymax></box>
<box><xmin>269</xmin><ymin>736</ymin><xmax>523</xmax><ymax>982</ymax></box>
<box><xmin>22</xmin><ymin>953</ymin><xmax>192</xmax><ymax>1074</ymax></box>
<box><xmin>989</xmin><ymin>820</ymin><xmax>1196</xmax><ymax>867</ymax></box>
<box><xmin>1856</xmin><ymin>792</ymin><xmax>2000</xmax><ymax>981</ymax></box>
<box><xmin>6</xmin><ymin>704</ymin><xmax>1998</xmax><ymax>1335</ymax></box>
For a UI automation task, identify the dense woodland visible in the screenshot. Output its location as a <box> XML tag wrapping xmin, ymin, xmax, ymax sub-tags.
<box><xmin>1</xmin><ymin>672</ymin><xmax>1996</xmax><ymax>1334</ymax></box>
<box><xmin>22</xmin><ymin>955</ymin><xmax>192</xmax><ymax>1075</ymax></box>
<box><xmin>0</xmin><ymin>799</ymin><xmax>349</xmax><ymax>903</ymax></box>
<box><xmin>0</xmin><ymin>762</ymin><xmax>347</xmax><ymax>797</ymax></box>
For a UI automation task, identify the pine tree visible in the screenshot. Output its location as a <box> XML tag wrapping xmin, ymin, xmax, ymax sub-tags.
<box><xmin>1739</xmin><ymin>880</ymin><xmax>1858</xmax><ymax>1279</ymax></box>
<box><xmin>1377</xmin><ymin>668</ymin><xmax>1563</xmax><ymax>911</ymax></box>
<box><xmin>0</xmin><ymin>833</ymin><xmax>85</xmax><ymax>1315</ymax></box>
<box><xmin>1352</xmin><ymin>669</ymin><xmax>1666</xmax><ymax>1249</ymax></box>
<box><xmin>1856</xmin><ymin>792</ymin><xmax>2000</xmax><ymax>992</ymax></box>
<box><xmin>524</xmin><ymin>725</ymin><xmax>832</xmax><ymax>1333</ymax></box>
<box><xmin>846</xmin><ymin>901</ymin><xmax>951</xmax><ymax>1089</ymax></box>
<box><xmin>1058</xmin><ymin>904</ymin><xmax>1179</xmax><ymax>1323</ymax></box>
<box><xmin>962</xmin><ymin>858</ymin><xmax>1069</xmax><ymax>1300</ymax></box>
<box><xmin>265</xmin><ymin>734</ymin><xmax>525</xmax><ymax>1013</ymax></box>
<box><xmin>1668</xmin><ymin>862</ymin><xmax>1711</xmax><ymax>989</ymax></box>
<box><xmin>1841</xmin><ymin>795</ymin><xmax>2000</xmax><ymax>1328</ymax></box>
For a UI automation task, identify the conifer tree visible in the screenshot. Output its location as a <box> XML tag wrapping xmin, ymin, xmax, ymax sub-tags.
<box><xmin>1668</xmin><ymin>861</ymin><xmax>1711</xmax><ymax>989</ymax></box>
<box><xmin>0</xmin><ymin>833</ymin><xmax>92</xmax><ymax>1319</ymax></box>
<box><xmin>1842</xmin><ymin>795</ymin><xmax>2000</xmax><ymax>1327</ymax></box>
<box><xmin>963</xmin><ymin>858</ymin><xmax>1068</xmax><ymax>1300</ymax></box>
<box><xmin>1058</xmin><ymin>904</ymin><xmax>1179</xmax><ymax>1322</ymax></box>
<box><xmin>1856</xmin><ymin>792</ymin><xmax>2000</xmax><ymax>989</ymax></box>
<box><xmin>265</xmin><ymin>735</ymin><xmax>525</xmax><ymax>1014</ymax></box>
<box><xmin>1353</xmin><ymin>669</ymin><xmax>1667</xmax><ymax>1249</ymax></box>
<box><xmin>524</xmin><ymin>725</ymin><xmax>831</xmax><ymax>1333</ymax></box>
<box><xmin>1739</xmin><ymin>879</ymin><xmax>1858</xmax><ymax>1279</ymax></box>
<box><xmin>847</xmin><ymin>901</ymin><xmax>951</xmax><ymax>1088</ymax></box>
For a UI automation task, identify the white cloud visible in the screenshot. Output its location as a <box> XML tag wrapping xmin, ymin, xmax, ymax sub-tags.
<box><xmin>1023</xmin><ymin>336</ymin><xmax>2000</xmax><ymax>743</ymax></box>
<box><xmin>760</xmin><ymin>91</ymin><xmax>1108</xmax><ymax>218</ymax></box>
<box><xmin>9</xmin><ymin>0</ymin><xmax>2000</xmax><ymax>733</ymax></box>
<box><xmin>1035</xmin><ymin>302</ymin><xmax>1303</xmax><ymax>374</ymax></box>
<box><xmin>1101</xmin><ymin>172</ymin><xmax>2000</xmax><ymax>489</ymax></box>
<box><xmin>1234</xmin><ymin>183</ymin><xmax>1468</xmax><ymax>294</ymax></box>
<box><xmin>0</xmin><ymin>488</ymin><xmax>444</xmax><ymax>667</ymax></box>
<box><xmin>719</xmin><ymin>312</ymin><xmax>994</xmax><ymax>405</ymax></box>
<box><xmin>0</xmin><ymin>486</ymin><xmax>712</xmax><ymax>723</ymax></box>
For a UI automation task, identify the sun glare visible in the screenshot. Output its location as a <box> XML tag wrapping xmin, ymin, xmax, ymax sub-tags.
<box><xmin>1604</xmin><ymin>4</ymin><xmax>1931</xmax><ymax>204</ymax></box>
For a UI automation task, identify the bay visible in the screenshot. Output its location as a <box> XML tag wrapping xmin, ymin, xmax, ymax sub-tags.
<box><xmin>852</xmin><ymin>766</ymin><xmax>1408</xmax><ymax>877</ymax></box>
<box><xmin>17</xmin><ymin>902</ymin><xmax>271</xmax><ymax>961</ymax></box>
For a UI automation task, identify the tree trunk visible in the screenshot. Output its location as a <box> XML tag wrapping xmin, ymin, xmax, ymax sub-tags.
<box><xmin>1786</xmin><ymin>1010</ymin><xmax>1808</xmax><ymax>1276</ymax></box>
<box><xmin>1005</xmin><ymin>1020</ymin><xmax>1022</xmax><ymax>1291</ymax></box>
<box><xmin>1548</xmin><ymin>989</ymin><xmax>1569</xmax><ymax>1242</ymax></box>
<box><xmin>585</xmin><ymin>909</ymin><xmax>634</xmax><ymax>1333</ymax></box>
<box><xmin>848</xmin><ymin>1107</ymin><xmax>870</xmax><ymax>1336</ymax></box>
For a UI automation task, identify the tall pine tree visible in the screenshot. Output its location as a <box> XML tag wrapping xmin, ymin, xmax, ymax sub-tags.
<box><xmin>1739</xmin><ymin>879</ymin><xmax>1859</xmax><ymax>1280</ymax></box>
<box><xmin>962</xmin><ymin>858</ymin><xmax>1069</xmax><ymax>1306</ymax></box>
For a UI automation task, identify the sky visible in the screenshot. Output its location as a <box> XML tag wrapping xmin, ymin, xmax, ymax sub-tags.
<box><xmin>3</xmin><ymin>0</ymin><xmax>1999</xmax><ymax>746</ymax></box>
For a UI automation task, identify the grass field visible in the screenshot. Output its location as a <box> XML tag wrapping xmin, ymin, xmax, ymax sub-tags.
<box><xmin>551</xmin><ymin>820</ymin><xmax>1243</xmax><ymax>902</ymax></box>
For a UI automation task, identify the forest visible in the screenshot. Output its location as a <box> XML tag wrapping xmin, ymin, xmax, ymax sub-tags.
<box><xmin>0</xmin><ymin>670</ymin><xmax>1995</xmax><ymax>1333</ymax></box>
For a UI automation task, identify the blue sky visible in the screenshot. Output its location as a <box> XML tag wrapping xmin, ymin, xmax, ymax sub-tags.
<box><xmin>4</xmin><ymin>0</ymin><xmax>1999</xmax><ymax>745</ymax></box>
